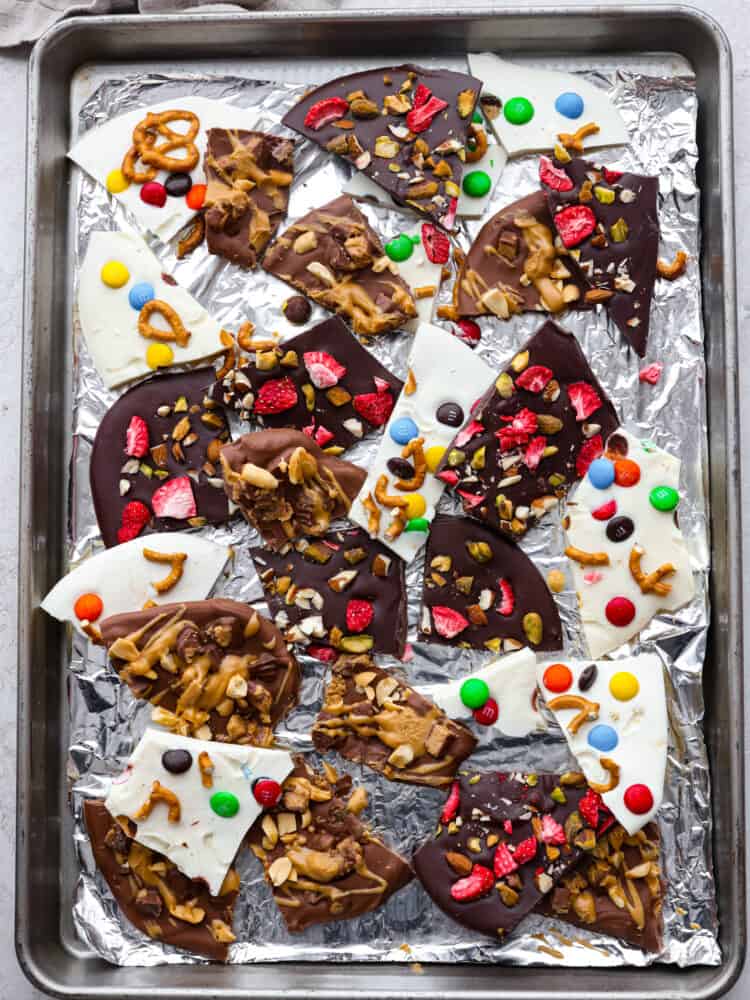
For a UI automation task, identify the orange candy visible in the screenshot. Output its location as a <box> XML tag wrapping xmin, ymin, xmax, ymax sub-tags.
<box><xmin>186</xmin><ymin>184</ymin><xmax>206</xmax><ymax>210</ymax></box>
<box><xmin>614</xmin><ymin>458</ymin><xmax>641</xmax><ymax>487</ymax></box>
<box><xmin>73</xmin><ymin>592</ymin><xmax>104</xmax><ymax>623</ymax></box>
<box><xmin>543</xmin><ymin>663</ymin><xmax>573</xmax><ymax>693</ymax></box>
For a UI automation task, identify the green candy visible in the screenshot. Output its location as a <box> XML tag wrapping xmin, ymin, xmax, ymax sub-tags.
<box><xmin>649</xmin><ymin>485</ymin><xmax>679</xmax><ymax>512</ymax></box>
<box><xmin>385</xmin><ymin>234</ymin><xmax>414</xmax><ymax>263</ymax></box>
<box><xmin>472</xmin><ymin>110</ymin><xmax>484</xmax><ymax>124</ymax></box>
<box><xmin>460</xmin><ymin>677</ymin><xmax>490</xmax><ymax>710</ymax></box>
<box><xmin>462</xmin><ymin>170</ymin><xmax>492</xmax><ymax>198</ymax></box>
<box><xmin>210</xmin><ymin>791</ymin><xmax>240</xmax><ymax>818</ymax></box>
<box><xmin>405</xmin><ymin>517</ymin><xmax>430</xmax><ymax>533</ymax></box>
<box><xmin>503</xmin><ymin>96</ymin><xmax>534</xmax><ymax>125</ymax></box>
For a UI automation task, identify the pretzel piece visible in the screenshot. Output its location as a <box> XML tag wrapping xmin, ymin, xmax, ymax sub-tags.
<box><xmin>557</xmin><ymin>121</ymin><xmax>600</xmax><ymax>154</ymax></box>
<box><xmin>361</xmin><ymin>492</ymin><xmax>381</xmax><ymax>535</ymax></box>
<box><xmin>565</xmin><ymin>545</ymin><xmax>610</xmax><ymax>567</ymax></box>
<box><xmin>143</xmin><ymin>548</ymin><xmax>188</xmax><ymax>594</ymax></box>
<box><xmin>465</xmin><ymin>125</ymin><xmax>488</xmax><ymax>164</ymax></box>
<box><xmin>394</xmin><ymin>437</ymin><xmax>427</xmax><ymax>491</ymax></box>
<box><xmin>135</xmin><ymin>780</ymin><xmax>181</xmax><ymax>823</ymax></box>
<box><xmin>629</xmin><ymin>545</ymin><xmax>674</xmax><ymax>596</ymax></box>
<box><xmin>177</xmin><ymin>214</ymin><xmax>205</xmax><ymax>259</ymax></box>
<box><xmin>588</xmin><ymin>757</ymin><xmax>620</xmax><ymax>794</ymax></box>
<box><xmin>547</xmin><ymin>694</ymin><xmax>600</xmax><ymax>733</ymax></box>
<box><xmin>374</xmin><ymin>474</ymin><xmax>409</xmax><ymax>509</ymax></box>
<box><xmin>138</xmin><ymin>300</ymin><xmax>191</xmax><ymax>348</ymax></box>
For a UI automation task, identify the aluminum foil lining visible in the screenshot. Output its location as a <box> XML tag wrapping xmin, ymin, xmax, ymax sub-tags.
<box><xmin>66</xmin><ymin>65</ymin><xmax>719</xmax><ymax>969</ymax></box>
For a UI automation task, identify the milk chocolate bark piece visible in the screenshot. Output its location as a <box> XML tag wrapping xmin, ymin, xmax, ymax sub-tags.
<box><xmin>204</xmin><ymin>128</ymin><xmax>295</xmax><ymax>269</ymax></box>
<box><xmin>419</xmin><ymin>514</ymin><xmax>562</xmax><ymax>653</ymax></box>
<box><xmin>312</xmin><ymin>656</ymin><xmax>477</xmax><ymax>787</ymax></box>
<box><xmin>91</xmin><ymin>368</ymin><xmax>231</xmax><ymax>548</ymax></box>
<box><xmin>413</xmin><ymin>770</ymin><xmax>614</xmax><ymax>939</ymax></box>
<box><xmin>247</xmin><ymin>757</ymin><xmax>413</xmax><ymax>931</ymax></box>
<box><xmin>283</xmin><ymin>65</ymin><xmax>480</xmax><ymax>229</ymax></box>
<box><xmin>542</xmin><ymin>156</ymin><xmax>659</xmax><ymax>356</ymax></box>
<box><xmin>84</xmin><ymin>800</ymin><xmax>239</xmax><ymax>961</ymax></box>
<box><xmin>537</xmin><ymin>822</ymin><xmax>663</xmax><ymax>952</ymax></box>
<box><xmin>214</xmin><ymin>316</ymin><xmax>403</xmax><ymax>450</ymax></box>
<box><xmin>100</xmin><ymin>598</ymin><xmax>300</xmax><ymax>747</ymax></box>
<box><xmin>262</xmin><ymin>195</ymin><xmax>417</xmax><ymax>337</ymax></box>
<box><xmin>220</xmin><ymin>429</ymin><xmax>366</xmax><ymax>544</ymax></box>
<box><xmin>250</xmin><ymin>527</ymin><xmax>407</xmax><ymax>657</ymax></box>
<box><xmin>454</xmin><ymin>191</ymin><xmax>585</xmax><ymax>319</ymax></box>
<box><xmin>437</xmin><ymin>321</ymin><xmax>619</xmax><ymax>540</ymax></box>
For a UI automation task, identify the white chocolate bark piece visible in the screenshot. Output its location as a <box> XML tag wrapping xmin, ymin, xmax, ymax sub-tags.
<box><xmin>468</xmin><ymin>53</ymin><xmax>628</xmax><ymax>158</ymax></box>
<box><xmin>41</xmin><ymin>532</ymin><xmax>229</xmax><ymax>637</ymax></box>
<box><xmin>565</xmin><ymin>429</ymin><xmax>694</xmax><ymax>658</ymax></box>
<box><xmin>69</xmin><ymin>96</ymin><xmax>263</xmax><ymax>242</ymax></box>
<box><xmin>397</xmin><ymin>228</ymin><xmax>443</xmax><ymax>330</ymax></box>
<box><xmin>105</xmin><ymin>729</ymin><xmax>293</xmax><ymax>895</ymax></box>
<box><xmin>349</xmin><ymin>322</ymin><xmax>493</xmax><ymax>561</ymax></box>
<box><xmin>420</xmin><ymin>648</ymin><xmax>545</xmax><ymax>738</ymax></box>
<box><xmin>78</xmin><ymin>230</ymin><xmax>223</xmax><ymax>388</ymax></box>
<box><xmin>537</xmin><ymin>655</ymin><xmax>667</xmax><ymax>834</ymax></box>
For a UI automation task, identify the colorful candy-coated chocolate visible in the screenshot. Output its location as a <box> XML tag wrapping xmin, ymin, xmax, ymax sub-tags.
<box><xmin>73</xmin><ymin>592</ymin><xmax>103</xmax><ymax>622</ymax></box>
<box><xmin>473</xmin><ymin>698</ymin><xmax>499</xmax><ymax>726</ymax></box>
<box><xmin>186</xmin><ymin>184</ymin><xmax>207</xmax><ymax>210</ymax></box>
<box><xmin>100</xmin><ymin>260</ymin><xmax>130</xmax><ymax>289</ymax></box>
<box><xmin>165</xmin><ymin>172</ymin><xmax>193</xmax><ymax>198</ymax></box>
<box><xmin>587</xmin><ymin>723</ymin><xmax>618</xmax><ymax>752</ymax></box>
<box><xmin>605</xmin><ymin>515</ymin><xmax>634</xmax><ymax>543</ymax></box>
<box><xmin>253</xmin><ymin>777</ymin><xmax>282</xmax><ymax>808</ymax></box>
<box><xmin>435</xmin><ymin>402</ymin><xmax>464</xmax><ymax>427</ymax></box>
<box><xmin>459</xmin><ymin>677</ymin><xmax>490</xmax><ymax>709</ymax></box>
<box><xmin>592</xmin><ymin>499</ymin><xmax>617</xmax><ymax>520</ymax></box>
<box><xmin>425</xmin><ymin>446</ymin><xmax>446</xmax><ymax>472</ymax></box>
<box><xmin>650</xmin><ymin>485</ymin><xmax>679</xmax><ymax>511</ymax></box>
<box><xmin>140</xmin><ymin>181</ymin><xmax>167</xmax><ymax>208</ymax></box>
<box><xmin>543</xmin><ymin>662</ymin><xmax>572</xmax><ymax>693</ymax></box>
<box><xmin>462</xmin><ymin>170</ymin><xmax>492</xmax><ymax>198</ymax></box>
<box><xmin>605</xmin><ymin>596</ymin><xmax>636</xmax><ymax>628</ymax></box>
<box><xmin>623</xmin><ymin>783</ymin><xmax>654</xmax><ymax>815</ymax></box>
<box><xmin>472</xmin><ymin>110</ymin><xmax>484</xmax><ymax>124</ymax></box>
<box><xmin>106</xmin><ymin>168</ymin><xmax>130</xmax><ymax>194</ymax></box>
<box><xmin>554</xmin><ymin>91</ymin><xmax>584</xmax><ymax>119</ymax></box>
<box><xmin>609</xmin><ymin>671</ymin><xmax>640</xmax><ymax>701</ymax></box>
<box><xmin>614</xmin><ymin>458</ymin><xmax>641</xmax><ymax>487</ymax></box>
<box><xmin>405</xmin><ymin>517</ymin><xmax>430</xmax><ymax>533</ymax></box>
<box><xmin>128</xmin><ymin>281</ymin><xmax>155</xmax><ymax>311</ymax></box>
<box><xmin>503</xmin><ymin>96</ymin><xmax>534</xmax><ymax>125</ymax></box>
<box><xmin>390</xmin><ymin>416</ymin><xmax>419</xmax><ymax>445</ymax></box>
<box><xmin>210</xmin><ymin>790</ymin><xmax>240</xmax><ymax>818</ymax></box>
<box><xmin>403</xmin><ymin>493</ymin><xmax>426</xmax><ymax>519</ymax></box>
<box><xmin>146</xmin><ymin>343</ymin><xmax>175</xmax><ymax>369</ymax></box>
<box><xmin>385</xmin><ymin>234</ymin><xmax>414</xmax><ymax>263</ymax></box>
<box><xmin>588</xmin><ymin>457</ymin><xmax>615</xmax><ymax>489</ymax></box>
<box><xmin>161</xmin><ymin>748</ymin><xmax>193</xmax><ymax>774</ymax></box>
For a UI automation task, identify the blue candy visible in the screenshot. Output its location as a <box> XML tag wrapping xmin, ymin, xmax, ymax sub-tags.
<box><xmin>588</xmin><ymin>457</ymin><xmax>615</xmax><ymax>490</ymax></box>
<box><xmin>555</xmin><ymin>91</ymin><xmax>584</xmax><ymax>119</ymax></box>
<box><xmin>588</xmin><ymin>724</ymin><xmax>618</xmax><ymax>752</ymax></box>
<box><xmin>128</xmin><ymin>281</ymin><xmax>155</xmax><ymax>311</ymax></box>
<box><xmin>390</xmin><ymin>416</ymin><xmax>419</xmax><ymax>445</ymax></box>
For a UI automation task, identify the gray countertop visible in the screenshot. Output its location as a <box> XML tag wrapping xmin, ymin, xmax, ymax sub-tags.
<box><xmin>2</xmin><ymin>3</ymin><xmax>748</xmax><ymax>995</ymax></box>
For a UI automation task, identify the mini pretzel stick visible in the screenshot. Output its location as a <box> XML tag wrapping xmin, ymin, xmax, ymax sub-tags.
<box><xmin>81</xmin><ymin>622</ymin><xmax>104</xmax><ymax>645</ymax></box>
<box><xmin>629</xmin><ymin>545</ymin><xmax>674</xmax><ymax>596</ymax></box>
<box><xmin>414</xmin><ymin>285</ymin><xmax>437</xmax><ymax>299</ymax></box>
<box><xmin>177</xmin><ymin>214</ymin><xmax>205</xmax><ymax>259</ymax></box>
<box><xmin>198</xmin><ymin>751</ymin><xmax>214</xmax><ymax>789</ymax></box>
<box><xmin>138</xmin><ymin>300</ymin><xmax>191</xmax><ymax>348</ymax></box>
<box><xmin>656</xmin><ymin>250</ymin><xmax>688</xmax><ymax>280</ymax></box>
<box><xmin>547</xmin><ymin>694</ymin><xmax>600</xmax><ymax>733</ymax></box>
<box><xmin>135</xmin><ymin>780</ymin><xmax>181</xmax><ymax>823</ymax></box>
<box><xmin>465</xmin><ymin>125</ymin><xmax>488</xmax><ymax>164</ymax></box>
<box><xmin>557</xmin><ymin>121</ymin><xmax>600</xmax><ymax>153</ymax></box>
<box><xmin>437</xmin><ymin>304</ymin><xmax>458</xmax><ymax>321</ymax></box>
<box><xmin>237</xmin><ymin>321</ymin><xmax>257</xmax><ymax>352</ymax></box>
<box><xmin>385</xmin><ymin>509</ymin><xmax>407</xmax><ymax>541</ymax></box>
<box><xmin>588</xmin><ymin>757</ymin><xmax>620</xmax><ymax>794</ymax></box>
<box><xmin>215</xmin><ymin>329</ymin><xmax>238</xmax><ymax>381</ymax></box>
<box><xmin>565</xmin><ymin>545</ymin><xmax>610</xmax><ymax>567</ymax></box>
<box><xmin>362</xmin><ymin>492</ymin><xmax>381</xmax><ymax>535</ymax></box>
<box><xmin>374</xmin><ymin>474</ymin><xmax>409</xmax><ymax>509</ymax></box>
<box><xmin>395</xmin><ymin>437</ymin><xmax>427</xmax><ymax>491</ymax></box>
<box><xmin>143</xmin><ymin>548</ymin><xmax>188</xmax><ymax>594</ymax></box>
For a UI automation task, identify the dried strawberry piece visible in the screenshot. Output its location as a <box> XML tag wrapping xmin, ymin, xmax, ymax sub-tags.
<box><xmin>432</xmin><ymin>605</ymin><xmax>469</xmax><ymax>639</ymax></box>
<box><xmin>346</xmin><ymin>599</ymin><xmax>374</xmax><ymax>633</ymax></box>
<box><xmin>454</xmin><ymin>419</ymin><xmax>484</xmax><ymax>447</ymax></box>
<box><xmin>304</xmin><ymin>96</ymin><xmax>349</xmax><ymax>130</ymax></box>
<box><xmin>352</xmin><ymin>390</ymin><xmax>394</xmax><ymax>427</ymax></box>
<box><xmin>516</xmin><ymin>365</ymin><xmax>553</xmax><ymax>393</ymax></box>
<box><xmin>303</xmin><ymin>351</ymin><xmax>347</xmax><ymax>389</ymax></box>
<box><xmin>373</xmin><ymin>376</ymin><xmax>391</xmax><ymax>394</ymax></box>
<box><xmin>579</xmin><ymin>788</ymin><xmax>603</xmax><ymax>829</ymax></box>
<box><xmin>497</xmin><ymin>579</ymin><xmax>515</xmax><ymax>617</ymax></box>
<box><xmin>523</xmin><ymin>435</ymin><xmax>547</xmax><ymax>471</ymax></box>
<box><xmin>497</xmin><ymin>407</ymin><xmax>538</xmax><ymax>451</ymax></box>
<box><xmin>116</xmin><ymin>500</ymin><xmax>151</xmax><ymax>544</ymax></box>
<box><xmin>639</xmin><ymin>363</ymin><xmax>663</xmax><ymax>385</ymax></box>
<box><xmin>512</xmin><ymin>836</ymin><xmax>538</xmax><ymax>865</ymax></box>
<box><xmin>575</xmin><ymin>434</ymin><xmax>604</xmax><ymax>477</ymax></box>
<box><xmin>306</xmin><ymin>644</ymin><xmax>337</xmax><ymax>663</ymax></box>
<box><xmin>503</xmin><ymin>819</ymin><xmax>513</xmax><ymax>835</ymax></box>
<box><xmin>457</xmin><ymin>490</ymin><xmax>485</xmax><ymax>509</ymax></box>
<box><xmin>450</xmin><ymin>864</ymin><xmax>495</xmax><ymax>902</ymax></box>
<box><xmin>421</xmin><ymin>223</ymin><xmax>450</xmax><ymax>264</ymax></box>
<box><xmin>406</xmin><ymin>95</ymin><xmax>448</xmax><ymax>134</ymax></box>
<box><xmin>592</xmin><ymin>499</ymin><xmax>617</xmax><ymax>521</ymax></box>
<box><xmin>493</xmin><ymin>843</ymin><xmax>518</xmax><ymax>878</ymax></box>
<box><xmin>540</xmin><ymin>814</ymin><xmax>567</xmax><ymax>845</ymax></box>
<box><xmin>151</xmin><ymin>476</ymin><xmax>196</xmax><ymax>520</ymax></box>
<box><xmin>255</xmin><ymin>377</ymin><xmax>298</xmax><ymax>415</ymax></box>
<box><xmin>440</xmin><ymin>780</ymin><xmax>460</xmax><ymax>824</ymax></box>
<box><xmin>454</xmin><ymin>319</ymin><xmax>481</xmax><ymax>347</ymax></box>
<box><xmin>539</xmin><ymin>155</ymin><xmax>574</xmax><ymax>192</ymax></box>
<box><xmin>412</xmin><ymin>83</ymin><xmax>432</xmax><ymax>110</ymax></box>
<box><xmin>436</xmin><ymin>469</ymin><xmax>459</xmax><ymax>486</ymax></box>
<box><xmin>553</xmin><ymin>204</ymin><xmax>597</xmax><ymax>248</ymax></box>
<box><xmin>603</xmin><ymin>167</ymin><xmax>623</xmax><ymax>184</ymax></box>
<box><xmin>568</xmin><ymin>381</ymin><xmax>602</xmax><ymax>421</ymax></box>
<box><xmin>125</xmin><ymin>415</ymin><xmax>149</xmax><ymax>457</ymax></box>
<box><xmin>313</xmin><ymin>425</ymin><xmax>335</xmax><ymax>447</ymax></box>
<box><xmin>442</xmin><ymin>196</ymin><xmax>458</xmax><ymax>232</ymax></box>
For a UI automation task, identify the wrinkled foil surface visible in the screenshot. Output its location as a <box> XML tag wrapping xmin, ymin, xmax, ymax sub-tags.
<box><xmin>67</xmin><ymin>63</ymin><xmax>719</xmax><ymax>969</ymax></box>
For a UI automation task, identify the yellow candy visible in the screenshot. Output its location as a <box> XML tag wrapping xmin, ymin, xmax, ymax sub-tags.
<box><xmin>609</xmin><ymin>671</ymin><xmax>640</xmax><ymax>702</ymax></box>
<box><xmin>403</xmin><ymin>493</ymin><xmax>426</xmax><ymax>519</ymax></box>
<box><xmin>101</xmin><ymin>260</ymin><xmax>130</xmax><ymax>288</ymax></box>
<box><xmin>106</xmin><ymin>169</ymin><xmax>130</xmax><ymax>194</ymax></box>
<box><xmin>425</xmin><ymin>445</ymin><xmax>446</xmax><ymax>473</ymax></box>
<box><xmin>146</xmin><ymin>343</ymin><xmax>175</xmax><ymax>369</ymax></box>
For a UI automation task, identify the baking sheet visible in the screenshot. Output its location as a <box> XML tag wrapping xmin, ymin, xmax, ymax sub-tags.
<box><xmin>63</xmin><ymin>63</ymin><xmax>718</xmax><ymax>968</ymax></box>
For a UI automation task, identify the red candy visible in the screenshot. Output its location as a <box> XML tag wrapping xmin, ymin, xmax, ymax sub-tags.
<box><xmin>539</xmin><ymin>155</ymin><xmax>574</xmax><ymax>192</ymax></box>
<box><xmin>117</xmin><ymin>500</ymin><xmax>151</xmax><ymax>544</ymax></box>
<box><xmin>432</xmin><ymin>605</ymin><xmax>469</xmax><ymax>639</ymax></box>
<box><xmin>421</xmin><ymin>222</ymin><xmax>450</xmax><ymax>264</ymax></box>
<box><xmin>140</xmin><ymin>181</ymin><xmax>167</xmax><ymax>207</ymax></box>
<box><xmin>151</xmin><ymin>476</ymin><xmax>196</xmax><ymax>519</ymax></box>
<box><xmin>74</xmin><ymin>593</ymin><xmax>104</xmax><ymax>623</ymax></box>
<box><xmin>254</xmin><ymin>377</ymin><xmax>298</xmax><ymax>415</ymax></box>
<box><xmin>592</xmin><ymin>499</ymin><xmax>617</xmax><ymax>521</ymax></box>
<box><xmin>522</xmin><ymin>435</ymin><xmax>547</xmax><ymax>471</ymax></box>
<box><xmin>614</xmin><ymin>458</ymin><xmax>641</xmax><ymax>487</ymax></box>
<box><xmin>512</xmin><ymin>836</ymin><xmax>538</xmax><ymax>865</ymax></box>
<box><xmin>304</xmin><ymin>96</ymin><xmax>349</xmax><ymax>130</ymax></box>
<box><xmin>253</xmin><ymin>778</ymin><xmax>282</xmax><ymax>808</ymax></box>
<box><xmin>454</xmin><ymin>319</ymin><xmax>481</xmax><ymax>347</ymax></box>
<box><xmin>125</xmin><ymin>414</ymin><xmax>149</xmax><ymax>457</ymax></box>
<box><xmin>553</xmin><ymin>204</ymin><xmax>597</xmax><ymax>248</ymax></box>
<box><xmin>440</xmin><ymin>780</ymin><xmax>460</xmax><ymax>824</ymax></box>
<box><xmin>605</xmin><ymin>596</ymin><xmax>636</xmax><ymax>627</ymax></box>
<box><xmin>406</xmin><ymin>94</ymin><xmax>448</xmax><ymax>133</ymax></box>
<box><xmin>473</xmin><ymin>698</ymin><xmax>499</xmax><ymax>726</ymax></box>
<box><xmin>515</xmin><ymin>365</ymin><xmax>553</xmax><ymax>393</ymax></box>
<box><xmin>450</xmin><ymin>863</ymin><xmax>495</xmax><ymax>902</ymax></box>
<box><xmin>623</xmin><ymin>783</ymin><xmax>654</xmax><ymax>815</ymax></box>
<box><xmin>568</xmin><ymin>381</ymin><xmax>602</xmax><ymax>421</ymax></box>
<box><xmin>352</xmin><ymin>390</ymin><xmax>394</xmax><ymax>427</ymax></box>
<box><xmin>346</xmin><ymin>599</ymin><xmax>374</xmax><ymax>633</ymax></box>
<box><xmin>186</xmin><ymin>183</ymin><xmax>206</xmax><ymax>210</ymax></box>
<box><xmin>497</xmin><ymin>579</ymin><xmax>515</xmax><ymax>617</ymax></box>
<box><xmin>575</xmin><ymin>434</ymin><xmax>604</xmax><ymax>477</ymax></box>
<box><xmin>543</xmin><ymin>663</ymin><xmax>572</xmax><ymax>693</ymax></box>
<box><xmin>492</xmin><ymin>842</ymin><xmax>518</xmax><ymax>877</ymax></box>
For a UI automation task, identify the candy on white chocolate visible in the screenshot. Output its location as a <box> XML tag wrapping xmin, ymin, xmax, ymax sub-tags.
<box><xmin>41</xmin><ymin>532</ymin><xmax>229</xmax><ymax>637</ymax></box>
<box><xmin>537</xmin><ymin>655</ymin><xmax>667</xmax><ymax>834</ymax></box>
<box><xmin>78</xmin><ymin>230</ymin><xmax>223</xmax><ymax>388</ymax></box>
<box><xmin>468</xmin><ymin>53</ymin><xmax>628</xmax><ymax>158</ymax></box>
<box><xmin>349</xmin><ymin>323</ymin><xmax>493</xmax><ymax>562</ymax></box>
<box><xmin>105</xmin><ymin>729</ymin><xmax>293</xmax><ymax>895</ymax></box>
<box><xmin>565</xmin><ymin>429</ymin><xmax>694</xmax><ymax>658</ymax></box>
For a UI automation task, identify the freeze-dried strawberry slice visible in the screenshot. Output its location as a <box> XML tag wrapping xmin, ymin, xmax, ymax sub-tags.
<box><xmin>516</xmin><ymin>365</ymin><xmax>553</xmax><ymax>393</ymax></box>
<box><xmin>406</xmin><ymin>95</ymin><xmax>448</xmax><ymax>133</ymax></box>
<box><xmin>575</xmin><ymin>434</ymin><xmax>604</xmax><ymax>476</ymax></box>
<box><xmin>303</xmin><ymin>351</ymin><xmax>347</xmax><ymax>389</ymax></box>
<box><xmin>151</xmin><ymin>476</ymin><xmax>196</xmax><ymax>520</ymax></box>
<box><xmin>436</xmin><ymin>469</ymin><xmax>459</xmax><ymax>486</ymax></box>
<box><xmin>254</xmin><ymin>377</ymin><xmax>298</xmax><ymax>415</ymax></box>
<box><xmin>450</xmin><ymin>864</ymin><xmax>495</xmax><ymax>902</ymax></box>
<box><xmin>497</xmin><ymin>407</ymin><xmax>538</xmax><ymax>451</ymax></box>
<box><xmin>116</xmin><ymin>500</ymin><xmax>151</xmax><ymax>544</ymax></box>
<box><xmin>511</xmin><ymin>835</ymin><xmax>538</xmax><ymax>865</ymax></box>
<box><xmin>306</xmin><ymin>644</ymin><xmax>337</xmax><ymax>663</ymax></box>
<box><xmin>497</xmin><ymin>579</ymin><xmax>515</xmax><ymax>617</ymax></box>
<box><xmin>523</xmin><ymin>435</ymin><xmax>547</xmax><ymax>471</ymax></box>
<box><xmin>346</xmin><ymin>599</ymin><xmax>374</xmax><ymax>633</ymax></box>
<box><xmin>454</xmin><ymin>419</ymin><xmax>484</xmax><ymax>447</ymax></box>
<box><xmin>553</xmin><ymin>204</ymin><xmax>597</xmax><ymax>248</ymax></box>
<box><xmin>503</xmin><ymin>819</ymin><xmax>513</xmax><ymax>835</ymax></box>
<box><xmin>540</xmin><ymin>814</ymin><xmax>567</xmax><ymax>845</ymax></box>
<box><xmin>432</xmin><ymin>605</ymin><xmax>469</xmax><ymax>639</ymax></box>
<box><xmin>421</xmin><ymin>222</ymin><xmax>450</xmax><ymax>264</ymax></box>
<box><xmin>312</xmin><ymin>425</ymin><xmax>335</xmax><ymax>447</ymax></box>
<box><xmin>373</xmin><ymin>376</ymin><xmax>391</xmax><ymax>394</ymax></box>
<box><xmin>124</xmin><ymin>415</ymin><xmax>149</xmax><ymax>457</ymax></box>
<box><xmin>304</xmin><ymin>96</ymin><xmax>349</xmax><ymax>130</ymax></box>
<box><xmin>457</xmin><ymin>490</ymin><xmax>485</xmax><ymax>509</ymax></box>
<box><xmin>592</xmin><ymin>499</ymin><xmax>617</xmax><ymax>521</ymax></box>
<box><xmin>454</xmin><ymin>319</ymin><xmax>481</xmax><ymax>347</ymax></box>
<box><xmin>639</xmin><ymin>363</ymin><xmax>663</xmax><ymax>385</ymax></box>
<box><xmin>442</xmin><ymin>196</ymin><xmax>458</xmax><ymax>232</ymax></box>
<box><xmin>568</xmin><ymin>381</ymin><xmax>602</xmax><ymax>421</ymax></box>
<box><xmin>352</xmin><ymin>390</ymin><xmax>394</xmax><ymax>427</ymax></box>
<box><xmin>441</xmin><ymin>780</ymin><xmax>460</xmax><ymax>824</ymax></box>
<box><xmin>579</xmin><ymin>788</ymin><xmax>603</xmax><ymax>829</ymax></box>
<box><xmin>603</xmin><ymin>167</ymin><xmax>623</xmax><ymax>184</ymax></box>
<box><xmin>539</xmin><ymin>155</ymin><xmax>574</xmax><ymax>192</ymax></box>
<box><xmin>493</xmin><ymin>842</ymin><xmax>518</xmax><ymax>878</ymax></box>
<box><xmin>412</xmin><ymin>83</ymin><xmax>432</xmax><ymax>110</ymax></box>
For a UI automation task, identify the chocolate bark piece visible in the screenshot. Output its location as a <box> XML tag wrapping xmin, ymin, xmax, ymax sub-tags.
<box><xmin>247</xmin><ymin>757</ymin><xmax>413</xmax><ymax>931</ymax></box>
<box><xmin>283</xmin><ymin>65</ymin><xmax>480</xmax><ymax>229</ymax></box>
<box><xmin>413</xmin><ymin>770</ymin><xmax>614</xmax><ymax>940</ymax></box>
<box><xmin>261</xmin><ymin>195</ymin><xmax>417</xmax><ymax>337</ymax></box>
<box><xmin>312</xmin><ymin>656</ymin><xmax>477</xmax><ymax>787</ymax></box>
<box><xmin>220</xmin><ymin>429</ymin><xmax>366</xmax><ymax>544</ymax></box>
<box><xmin>84</xmin><ymin>800</ymin><xmax>239</xmax><ymax>961</ymax></box>
<box><xmin>454</xmin><ymin>191</ymin><xmax>585</xmax><ymax>319</ymax></box>
<box><xmin>542</xmin><ymin>156</ymin><xmax>659</xmax><ymax>356</ymax></box>
<box><xmin>250</xmin><ymin>527</ymin><xmax>407</xmax><ymax>657</ymax></box>
<box><xmin>91</xmin><ymin>368</ymin><xmax>232</xmax><ymax>548</ymax></box>
<box><xmin>537</xmin><ymin>822</ymin><xmax>663</xmax><ymax>952</ymax></box>
<box><xmin>100</xmin><ymin>598</ymin><xmax>300</xmax><ymax>747</ymax></box>
<box><xmin>214</xmin><ymin>316</ymin><xmax>403</xmax><ymax>451</ymax></box>
<box><xmin>204</xmin><ymin>128</ymin><xmax>295</xmax><ymax>269</ymax></box>
<box><xmin>419</xmin><ymin>514</ymin><xmax>562</xmax><ymax>653</ymax></box>
<box><xmin>437</xmin><ymin>321</ymin><xmax>619</xmax><ymax>540</ymax></box>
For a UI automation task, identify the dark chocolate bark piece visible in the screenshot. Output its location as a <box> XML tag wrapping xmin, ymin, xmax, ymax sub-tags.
<box><xmin>261</xmin><ymin>195</ymin><xmax>417</xmax><ymax>337</ymax></box>
<box><xmin>283</xmin><ymin>65</ymin><xmax>480</xmax><ymax>229</ymax></box>
<box><xmin>220</xmin><ymin>429</ymin><xmax>366</xmax><ymax>544</ymax></box>
<box><xmin>437</xmin><ymin>321</ymin><xmax>619</xmax><ymax>540</ymax></box>
<box><xmin>419</xmin><ymin>513</ymin><xmax>562</xmax><ymax>653</ymax></box>
<box><xmin>213</xmin><ymin>316</ymin><xmax>403</xmax><ymax>450</ymax></box>
<box><xmin>537</xmin><ymin>821</ymin><xmax>663</xmax><ymax>952</ymax></box>
<box><xmin>250</xmin><ymin>526</ymin><xmax>407</xmax><ymax>657</ymax></box>
<box><xmin>542</xmin><ymin>156</ymin><xmax>659</xmax><ymax>356</ymax></box>
<box><xmin>413</xmin><ymin>770</ymin><xmax>613</xmax><ymax>940</ymax></box>
<box><xmin>312</xmin><ymin>655</ymin><xmax>477</xmax><ymax>787</ymax></box>
<box><xmin>247</xmin><ymin>756</ymin><xmax>413</xmax><ymax>931</ymax></box>
<box><xmin>454</xmin><ymin>191</ymin><xmax>586</xmax><ymax>318</ymax></box>
<box><xmin>90</xmin><ymin>368</ymin><xmax>231</xmax><ymax>548</ymax></box>
<box><xmin>100</xmin><ymin>598</ymin><xmax>300</xmax><ymax>746</ymax></box>
<box><xmin>204</xmin><ymin>128</ymin><xmax>295</xmax><ymax>269</ymax></box>
<box><xmin>84</xmin><ymin>800</ymin><xmax>239</xmax><ymax>961</ymax></box>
